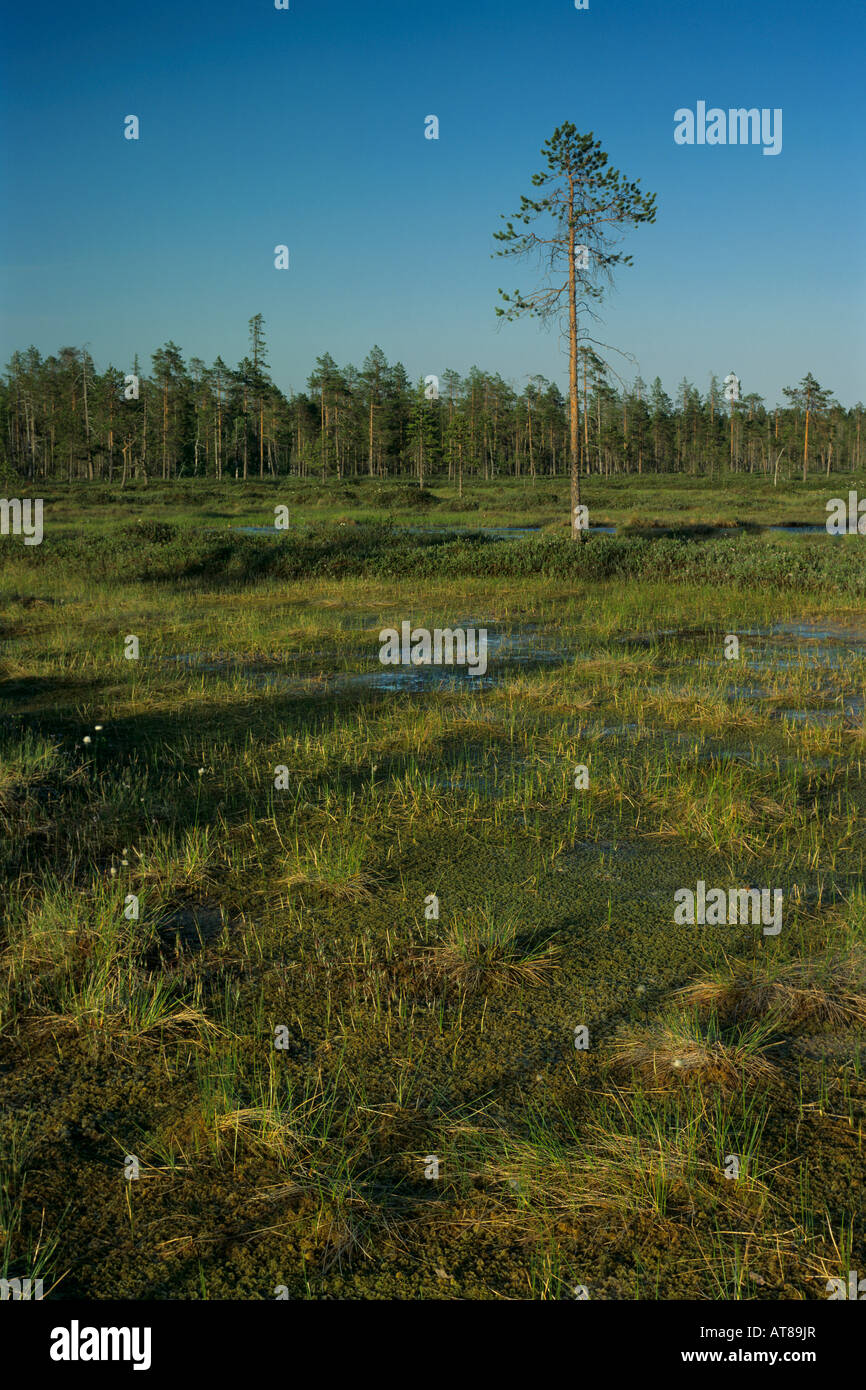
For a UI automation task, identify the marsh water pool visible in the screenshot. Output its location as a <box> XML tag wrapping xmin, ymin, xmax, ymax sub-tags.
<box><xmin>230</xmin><ymin>522</ymin><xmax>844</xmax><ymax>539</ymax></box>
<box><xmin>162</xmin><ymin>617</ymin><xmax>866</xmax><ymax>709</ymax></box>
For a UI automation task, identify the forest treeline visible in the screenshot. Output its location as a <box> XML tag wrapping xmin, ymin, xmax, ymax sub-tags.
<box><xmin>2</xmin><ymin>316</ymin><xmax>862</xmax><ymax>487</ymax></box>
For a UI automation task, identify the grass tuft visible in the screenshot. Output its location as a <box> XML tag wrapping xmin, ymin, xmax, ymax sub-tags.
<box><xmin>677</xmin><ymin>951</ymin><xmax>866</xmax><ymax>1028</ymax></box>
<box><xmin>425</xmin><ymin>902</ymin><xmax>560</xmax><ymax>990</ymax></box>
<box><xmin>607</xmin><ymin>1013</ymin><xmax>780</xmax><ymax>1092</ymax></box>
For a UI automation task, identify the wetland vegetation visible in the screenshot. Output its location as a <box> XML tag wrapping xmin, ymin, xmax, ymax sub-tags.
<box><xmin>1</xmin><ymin>475</ymin><xmax>864</xmax><ymax>1299</ymax></box>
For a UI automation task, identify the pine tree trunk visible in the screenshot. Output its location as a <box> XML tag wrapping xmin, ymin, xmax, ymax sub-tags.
<box><xmin>568</xmin><ymin>175</ymin><xmax>583</xmax><ymax>541</ymax></box>
<box><xmin>802</xmin><ymin>408</ymin><xmax>810</xmax><ymax>482</ymax></box>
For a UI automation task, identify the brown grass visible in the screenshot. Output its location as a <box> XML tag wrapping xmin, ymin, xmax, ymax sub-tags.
<box><xmin>677</xmin><ymin>950</ymin><xmax>866</xmax><ymax>1028</ymax></box>
<box><xmin>607</xmin><ymin>1018</ymin><xmax>779</xmax><ymax>1091</ymax></box>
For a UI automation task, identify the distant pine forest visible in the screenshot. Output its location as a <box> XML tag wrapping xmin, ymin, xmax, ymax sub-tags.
<box><xmin>2</xmin><ymin>320</ymin><xmax>862</xmax><ymax>485</ymax></box>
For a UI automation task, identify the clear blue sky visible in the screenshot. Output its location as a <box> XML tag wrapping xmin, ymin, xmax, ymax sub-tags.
<box><xmin>1</xmin><ymin>0</ymin><xmax>864</xmax><ymax>406</ymax></box>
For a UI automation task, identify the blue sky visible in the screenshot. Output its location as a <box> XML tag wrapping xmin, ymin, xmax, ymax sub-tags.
<box><xmin>1</xmin><ymin>0</ymin><xmax>864</xmax><ymax>405</ymax></box>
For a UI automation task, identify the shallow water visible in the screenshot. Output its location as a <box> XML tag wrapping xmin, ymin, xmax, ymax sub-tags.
<box><xmin>229</xmin><ymin>523</ymin><xmax>619</xmax><ymax>538</ymax></box>
<box><xmin>771</xmin><ymin>702</ymin><xmax>864</xmax><ymax>726</ymax></box>
<box><xmin>164</xmin><ymin>616</ymin><xmax>866</xmax><ymax>714</ymax></box>
<box><xmin>768</xmin><ymin>524</ymin><xmax>836</xmax><ymax>534</ymax></box>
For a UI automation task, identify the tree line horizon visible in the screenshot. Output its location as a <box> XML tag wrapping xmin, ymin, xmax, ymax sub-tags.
<box><xmin>2</xmin><ymin>330</ymin><xmax>858</xmax><ymax>489</ymax></box>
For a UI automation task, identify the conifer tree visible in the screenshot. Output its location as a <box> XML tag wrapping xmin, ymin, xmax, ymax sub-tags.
<box><xmin>494</xmin><ymin>123</ymin><xmax>656</xmax><ymax>536</ymax></box>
